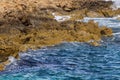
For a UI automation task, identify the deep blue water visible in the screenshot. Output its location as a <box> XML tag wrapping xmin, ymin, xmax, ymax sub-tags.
<box><xmin>0</xmin><ymin>18</ymin><xmax>120</xmax><ymax>80</ymax></box>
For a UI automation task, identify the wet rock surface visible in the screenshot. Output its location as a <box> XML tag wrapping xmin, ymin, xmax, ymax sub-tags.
<box><xmin>0</xmin><ymin>0</ymin><xmax>116</xmax><ymax>70</ymax></box>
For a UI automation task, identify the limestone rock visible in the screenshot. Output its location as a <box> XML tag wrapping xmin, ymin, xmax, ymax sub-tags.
<box><xmin>100</xmin><ymin>27</ymin><xmax>113</xmax><ymax>36</ymax></box>
<box><xmin>0</xmin><ymin>64</ymin><xmax>5</xmax><ymax>71</ymax></box>
<box><xmin>87</xmin><ymin>11</ymin><xmax>104</xmax><ymax>18</ymax></box>
<box><xmin>90</xmin><ymin>41</ymin><xmax>100</xmax><ymax>46</ymax></box>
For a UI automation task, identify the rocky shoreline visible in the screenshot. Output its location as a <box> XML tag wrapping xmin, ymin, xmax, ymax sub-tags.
<box><xmin>0</xmin><ymin>0</ymin><xmax>118</xmax><ymax>71</ymax></box>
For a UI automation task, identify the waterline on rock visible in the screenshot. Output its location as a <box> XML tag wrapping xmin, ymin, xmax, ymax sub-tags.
<box><xmin>0</xmin><ymin>18</ymin><xmax>120</xmax><ymax>80</ymax></box>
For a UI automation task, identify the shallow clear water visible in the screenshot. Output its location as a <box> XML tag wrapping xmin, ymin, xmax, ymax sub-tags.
<box><xmin>0</xmin><ymin>18</ymin><xmax>120</xmax><ymax>80</ymax></box>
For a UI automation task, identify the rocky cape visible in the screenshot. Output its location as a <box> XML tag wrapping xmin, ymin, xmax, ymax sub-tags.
<box><xmin>0</xmin><ymin>0</ymin><xmax>118</xmax><ymax>71</ymax></box>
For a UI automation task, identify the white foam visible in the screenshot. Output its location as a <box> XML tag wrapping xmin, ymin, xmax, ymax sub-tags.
<box><xmin>8</xmin><ymin>56</ymin><xmax>16</xmax><ymax>64</ymax></box>
<box><xmin>84</xmin><ymin>17</ymin><xmax>113</xmax><ymax>20</ymax></box>
<box><xmin>113</xmin><ymin>15</ymin><xmax>120</xmax><ymax>19</ymax></box>
<box><xmin>82</xmin><ymin>17</ymin><xmax>120</xmax><ymax>28</ymax></box>
<box><xmin>19</xmin><ymin>52</ymin><xmax>32</xmax><ymax>57</ymax></box>
<box><xmin>113</xmin><ymin>32</ymin><xmax>120</xmax><ymax>35</ymax></box>
<box><xmin>105</xmin><ymin>0</ymin><xmax>120</xmax><ymax>9</ymax></box>
<box><xmin>52</xmin><ymin>13</ymin><xmax>71</xmax><ymax>22</ymax></box>
<box><xmin>113</xmin><ymin>0</ymin><xmax>120</xmax><ymax>8</ymax></box>
<box><xmin>23</xmin><ymin>73</ymin><xmax>33</xmax><ymax>78</ymax></box>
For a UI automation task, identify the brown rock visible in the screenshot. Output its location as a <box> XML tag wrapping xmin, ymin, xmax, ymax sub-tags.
<box><xmin>100</xmin><ymin>27</ymin><xmax>113</xmax><ymax>36</ymax></box>
<box><xmin>90</xmin><ymin>41</ymin><xmax>100</xmax><ymax>46</ymax></box>
<box><xmin>0</xmin><ymin>0</ymin><xmax>114</xmax><ymax>71</ymax></box>
<box><xmin>87</xmin><ymin>11</ymin><xmax>104</xmax><ymax>17</ymax></box>
<box><xmin>0</xmin><ymin>64</ymin><xmax>5</xmax><ymax>71</ymax></box>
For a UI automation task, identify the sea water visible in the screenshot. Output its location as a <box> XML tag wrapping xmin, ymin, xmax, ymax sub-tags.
<box><xmin>0</xmin><ymin>18</ymin><xmax>120</xmax><ymax>80</ymax></box>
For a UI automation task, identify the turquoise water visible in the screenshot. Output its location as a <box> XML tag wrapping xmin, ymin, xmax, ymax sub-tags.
<box><xmin>0</xmin><ymin>18</ymin><xmax>120</xmax><ymax>80</ymax></box>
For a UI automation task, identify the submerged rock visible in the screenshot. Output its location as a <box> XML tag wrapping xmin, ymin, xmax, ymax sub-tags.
<box><xmin>90</xmin><ymin>41</ymin><xmax>100</xmax><ymax>47</ymax></box>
